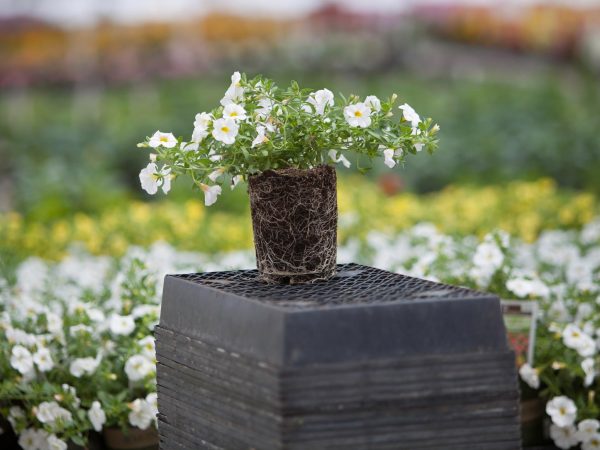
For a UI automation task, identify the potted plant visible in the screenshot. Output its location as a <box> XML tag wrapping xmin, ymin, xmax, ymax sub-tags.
<box><xmin>136</xmin><ymin>72</ymin><xmax>439</xmax><ymax>283</ymax></box>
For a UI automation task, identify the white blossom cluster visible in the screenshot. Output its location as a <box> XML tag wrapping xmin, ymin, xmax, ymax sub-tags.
<box><xmin>137</xmin><ymin>71</ymin><xmax>439</xmax><ymax>207</ymax></box>
<box><xmin>1</xmin><ymin>218</ymin><xmax>600</xmax><ymax>448</ymax></box>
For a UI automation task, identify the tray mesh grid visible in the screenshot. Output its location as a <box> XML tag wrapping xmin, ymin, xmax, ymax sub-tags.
<box><xmin>172</xmin><ymin>264</ymin><xmax>490</xmax><ymax>308</ymax></box>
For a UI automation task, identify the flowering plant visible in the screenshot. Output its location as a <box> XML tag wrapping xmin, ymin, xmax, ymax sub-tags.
<box><xmin>137</xmin><ymin>72</ymin><xmax>439</xmax><ymax>205</ymax></box>
<box><xmin>0</xmin><ymin>251</ymin><xmax>184</xmax><ymax>449</ymax></box>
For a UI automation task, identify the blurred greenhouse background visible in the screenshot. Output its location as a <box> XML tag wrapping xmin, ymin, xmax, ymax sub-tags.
<box><xmin>1</xmin><ymin>0</ymin><xmax>600</xmax><ymax>265</ymax></box>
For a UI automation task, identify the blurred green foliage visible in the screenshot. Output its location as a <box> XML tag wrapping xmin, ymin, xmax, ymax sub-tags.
<box><xmin>1</xmin><ymin>71</ymin><xmax>599</xmax><ymax>220</ymax></box>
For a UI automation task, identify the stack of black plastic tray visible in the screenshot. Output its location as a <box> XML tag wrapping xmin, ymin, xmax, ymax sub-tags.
<box><xmin>156</xmin><ymin>263</ymin><xmax>522</xmax><ymax>450</ymax></box>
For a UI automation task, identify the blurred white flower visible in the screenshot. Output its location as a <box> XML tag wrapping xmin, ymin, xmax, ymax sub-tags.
<box><xmin>88</xmin><ymin>401</ymin><xmax>106</xmax><ymax>432</ymax></box>
<box><xmin>33</xmin><ymin>347</ymin><xmax>54</xmax><ymax>372</ymax></box>
<box><xmin>109</xmin><ymin>314</ymin><xmax>136</xmax><ymax>336</ymax></box>
<box><xmin>344</xmin><ymin>102</ymin><xmax>372</xmax><ymax>128</ymax></box>
<box><xmin>223</xmin><ymin>103</ymin><xmax>247</xmax><ymax>121</ymax></box>
<box><xmin>255</xmin><ymin>97</ymin><xmax>274</xmax><ymax>119</ymax></box>
<box><xmin>200</xmin><ymin>184</ymin><xmax>222</xmax><ymax>207</ymax></box>
<box><xmin>208</xmin><ymin>168</ymin><xmax>224</xmax><ymax>183</ymax></box>
<box><xmin>125</xmin><ymin>354</ymin><xmax>155</xmax><ymax>382</ymax></box>
<box><xmin>231</xmin><ymin>175</ymin><xmax>243</xmax><ymax>190</ymax></box>
<box><xmin>472</xmin><ymin>241</ymin><xmax>504</xmax><ymax>272</ymax></box>
<box><xmin>364</xmin><ymin>95</ymin><xmax>381</xmax><ymax>112</ymax></box>
<box><xmin>36</xmin><ymin>401</ymin><xmax>73</xmax><ymax>425</ymax></box>
<box><xmin>383</xmin><ymin>148</ymin><xmax>396</xmax><ymax>168</ymax></box>
<box><xmin>220</xmin><ymin>71</ymin><xmax>244</xmax><ymax>106</ymax></box>
<box><xmin>146</xmin><ymin>392</ymin><xmax>158</xmax><ymax>419</ymax></box>
<box><xmin>211</xmin><ymin>118</ymin><xmax>239</xmax><ymax>145</ymax></box>
<box><xmin>519</xmin><ymin>363</ymin><xmax>540</xmax><ymax>389</ymax></box>
<box><xmin>550</xmin><ymin>424</ymin><xmax>580</xmax><ymax>449</ymax></box>
<box><xmin>583</xmin><ymin>434</ymin><xmax>600</xmax><ymax>450</ymax></box>
<box><xmin>582</xmin><ymin>358</ymin><xmax>596</xmax><ymax>387</ymax></box>
<box><xmin>138</xmin><ymin>336</ymin><xmax>156</xmax><ymax>360</ymax></box>
<box><xmin>252</xmin><ymin>125</ymin><xmax>268</xmax><ymax>148</ymax></box>
<box><xmin>148</xmin><ymin>131</ymin><xmax>177</xmax><ymax>149</ymax></box>
<box><xmin>69</xmin><ymin>356</ymin><xmax>101</xmax><ymax>378</ymax></box>
<box><xmin>192</xmin><ymin>112</ymin><xmax>212</xmax><ymax>142</ymax></box>
<box><xmin>18</xmin><ymin>428</ymin><xmax>48</xmax><ymax>450</ymax></box>
<box><xmin>399</xmin><ymin>103</ymin><xmax>421</xmax><ymax>128</ymax></box>
<box><xmin>578</xmin><ymin>419</ymin><xmax>600</xmax><ymax>442</ymax></box>
<box><xmin>563</xmin><ymin>324</ymin><xmax>596</xmax><ymax>357</ymax></box>
<box><xmin>10</xmin><ymin>345</ymin><xmax>33</xmax><ymax>374</ymax></box>
<box><xmin>128</xmin><ymin>399</ymin><xmax>154</xmax><ymax>430</ymax></box>
<box><xmin>48</xmin><ymin>434</ymin><xmax>68</xmax><ymax>450</ymax></box>
<box><xmin>304</xmin><ymin>89</ymin><xmax>334</xmax><ymax>115</ymax></box>
<box><xmin>139</xmin><ymin>163</ymin><xmax>171</xmax><ymax>195</ymax></box>
<box><xmin>546</xmin><ymin>396</ymin><xmax>577</xmax><ymax>427</ymax></box>
<box><xmin>328</xmin><ymin>150</ymin><xmax>351</xmax><ymax>168</ymax></box>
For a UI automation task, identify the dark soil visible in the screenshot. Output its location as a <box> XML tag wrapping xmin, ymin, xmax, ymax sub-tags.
<box><xmin>248</xmin><ymin>165</ymin><xmax>337</xmax><ymax>284</ymax></box>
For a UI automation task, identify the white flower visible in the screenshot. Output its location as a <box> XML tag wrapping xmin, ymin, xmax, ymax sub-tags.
<box><xmin>222</xmin><ymin>103</ymin><xmax>247</xmax><ymax>121</ymax></box>
<box><xmin>220</xmin><ymin>71</ymin><xmax>244</xmax><ymax>106</ymax></box>
<box><xmin>139</xmin><ymin>163</ymin><xmax>171</xmax><ymax>195</ymax></box>
<box><xmin>546</xmin><ymin>396</ymin><xmax>577</xmax><ymax>427</ymax></box>
<box><xmin>472</xmin><ymin>241</ymin><xmax>504</xmax><ymax>272</ymax></box>
<box><xmin>10</xmin><ymin>345</ymin><xmax>33</xmax><ymax>374</ymax></box>
<box><xmin>550</xmin><ymin>424</ymin><xmax>580</xmax><ymax>449</ymax></box>
<box><xmin>344</xmin><ymin>102</ymin><xmax>372</xmax><ymax>128</ymax></box>
<box><xmin>579</xmin><ymin>419</ymin><xmax>600</xmax><ymax>441</ymax></box>
<box><xmin>583</xmin><ymin>433</ymin><xmax>600</xmax><ymax>450</ymax></box>
<box><xmin>211</xmin><ymin>118</ymin><xmax>239</xmax><ymax>145</ymax></box>
<box><xmin>251</xmin><ymin>125</ymin><xmax>268</xmax><ymax>148</ymax></box>
<box><xmin>18</xmin><ymin>428</ymin><xmax>47</xmax><ymax>450</ymax></box>
<box><xmin>208</xmin><ymin>168</ymin><xmax>224</xmax><ymax>182</ymax></box>
<box><xmin>383</xmin><ymin>148</ymin><xmax>396</xmax><ymax>168</ymax></box>
<box><xmin>304</xmin><ymin>88</ymin><xmax>334</xmax><ymax>115</ymax></box>
<box><xmin>33</xmin><ymin>347</ymin><xmax>54</xmax><ymax>372</ymax></box>
<box><xmin>48</xmin><ymin>434</ymin><xmax>68</xmax><ymax>450</ymax></box>
<box><xmin>36</xmin><ymin>401</ymin><xmax>73</xmax><ymax>425</ymax></box>
<box><xmin>399</xmin><ymin>103</ymin><xmax>421</xmax><ymax>128</ymax></box>
<box><xmin>128</xmin><ymin>399</ymin><xmax>154</xmax><ymax>430</ymax></box>
<box><xmin>125</xmin><ymin>354</ymin><xmax>155</xmax><ymax>382</ymax></box>
<box><xmin>328</xmin><ymin>150</ymin><xmax>351</xmax><ymax>168</ymax></box>
<box><xmin>506</xmin><ymin>277</ymin><xmax>550</xmax><ymax>299</ymax></box>
<box><xmin>146</xmin><ymin>392</ymin><xmax>158</xmax><ymax>418</ymax></box>
<box><xmin>563</xmin><ymin>324</ymin><xmax>596</xmax><ymax>357</ymax></box>
<box><xmin>364</xmin><ymin>95</ymin><xmax>381</xmax><ymax>112</ymax></box>
<box><xmin>200</xmin><ymin>184</ymin><xmax>222</xmax><ymax>207</ymax></box>
<box><xmin>138</xmin><ymin>336</ymin><xmax>156</xmax><ymax>359</ymax></box>
<box><xmin>582</xmin><ymin>358</ymin><xmax>596</xmax><ymax>387</ymax></box>
<box><xmin>519</xmin><ymin>363</ymin><xmax>540</xmax><ymax>389</ymax></box>
<box><xmin>255</xmin><ymin>97</ymin><xmax>274</xmax><ymax>119</ymax></box>
<box><xmin>192</xmin><ymin>112</ymin><xmax>212</xmax><ymax>143</ymax></box>
<box><xmin>109</xmin><ymin>314</ymin><xmax>136</xmax><ymax>336</ymax></box>
<box><xmin>46</xmin><ymin>312</ymin><xmax>63</xmax><ymax>336</ymax></box>
<box><xmin>231</xmin><ymin>175</ymin><xmax>243</xmax><ymax>190</ymax></box>
<box><xmin>88</xmin><ymin>401</ymin><xmax>106</xmax><ymax>432</ymax></box>
<box><xmin>414</xmin><ymin>142</ymin><xmax>425</xmax><ymax>152</ymax></box>
<box><xmin>148</xmin><ymin>131</ymin><xmax>177</xmax><ymax>148</ymax></box>
<box><xmin>132</xmin><ymin>304</ymin><xmax>160</xmax><ymax>319</ymax></box>
<box><xmin>69</xmin><ymin>356</ymin><xmax>101</xmax><ymax>378</ymax></box>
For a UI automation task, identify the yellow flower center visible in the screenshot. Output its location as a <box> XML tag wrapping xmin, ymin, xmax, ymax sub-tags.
<box><xmin>221</xmin><ymin>126</ymin><xmax>230</xmax><ymax>133</ymax></box>
<box><xmin>559</xmin><ymin>407</ymin><xmax>566</xmax><ymax>415</ymax></box>
<box><xmin>354</xmin><ymin>111</ymin><xmax>362</xmax><ymax>117</ymax></box>
<box><xmin>229</xmin><ymin>112</ymin><xmax>238</xmax><ymax>117</ymax></box>
<box><xmin>159</xmin><ymin>136</ymin><xmax>169</xmax><ymax>142</ymax></box>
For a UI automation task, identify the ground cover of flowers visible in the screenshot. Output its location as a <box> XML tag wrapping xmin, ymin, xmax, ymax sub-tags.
<box><xmin>1</xmin><ymin>216</ymin><xmax>600</xmax><ymax>449</ymax></box>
